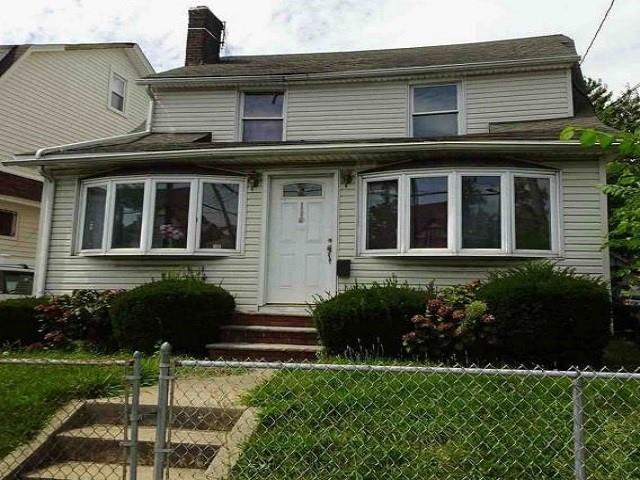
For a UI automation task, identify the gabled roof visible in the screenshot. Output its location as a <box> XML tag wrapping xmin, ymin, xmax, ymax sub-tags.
<box><xmin>148</xmin><ymin>34</ymin><xmax>579</xmax><ymax>80</ymax></box>
<box><xmin>0</xmin><ymin>42</ymin><xmax>154</xmax><ymax>80</ymax></box>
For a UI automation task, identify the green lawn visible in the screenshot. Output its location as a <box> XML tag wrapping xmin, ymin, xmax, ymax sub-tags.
<box><xmin>232</xmin><ymin>367</ymin><xmax>640</xmax><ymax>480</ymax></box>
<box><xmin>0</xmin><ymin>352</ymin><xmax>155</xmax><ymax>459</ymax></box>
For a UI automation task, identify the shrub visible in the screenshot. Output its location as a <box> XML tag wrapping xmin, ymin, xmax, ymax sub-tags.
<box><xmin>35</xmin><ymin>289</ymin><xmax>122</xmax><ymax>350</ymax></box>
<box><xmin>403</xmin><ymin>282</ymin><xmax>499</xmax><ymax>362</ymax></box>
<box><xmin>0</xmin><ymin>297</ymin><xmax>48</xmax><ymax>346</ymax></box>
<box><xmin>477</xmin><ymin>262</ymin><xmax>611</xmax><ymax>367</ymax></box>
<box><xmin>312</xmin><ymin>279</ymin><xmax>425</xmax><ymax>357</ymax></box>
<box><xmin>110</xmin><ymin>279</ymin><xmax>235</xmax><ymax>355</ymax></box>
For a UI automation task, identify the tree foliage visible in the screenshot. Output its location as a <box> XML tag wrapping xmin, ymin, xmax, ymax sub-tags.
<box><xmin>586</xmin><ymin>78</ymin><xmax>640</xmax><ymax>133</ymax></box>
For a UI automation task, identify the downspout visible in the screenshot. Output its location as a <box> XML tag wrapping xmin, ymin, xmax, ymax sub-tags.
<box><xmin>34</xmin><ymin>166</ymin><xmax>54</xmax><ymax>297</ymax></box>
<box><xmin>32</xmin><ymin>93</ymin><xmax>155</xmax><ymax>296</ymax></box>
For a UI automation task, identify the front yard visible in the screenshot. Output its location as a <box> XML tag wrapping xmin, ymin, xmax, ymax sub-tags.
<box><xmin>232</xmin><ymin>363</ymin><xmax>640</xmax><ymax>480</ymax></box>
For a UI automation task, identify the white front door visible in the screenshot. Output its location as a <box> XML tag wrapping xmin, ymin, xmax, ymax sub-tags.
<box><xmin>266</xmin><ymin>176</ymin><xmax>335</xmax><ymax>304</ymax></box>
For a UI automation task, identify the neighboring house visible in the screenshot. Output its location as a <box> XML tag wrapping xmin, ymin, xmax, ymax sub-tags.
<box><xmin>0</xmin><ymin>42</ymin><xmax>154</xmax><ymax>296</ymax></box>
<box><xmin>6</xmin><ymin>7</ymin><xmax>611</xmax><ymax>314</ymax></box>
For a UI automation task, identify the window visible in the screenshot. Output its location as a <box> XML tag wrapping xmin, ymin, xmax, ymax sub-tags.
<box><xmin>109</xmin><ymin>73</ymin><xmax>126</xmax><ymax>112</ymax></box>
<box><xmin>361</xmin><ymin>170</ymin><xmax>558</xmax><ymax>256</ymax></box>
<box><xmin>411</xmin><ymin>84</ymin><xmax>459</xmax><ymax>137</ymax></box>
<box><xmin>283</xmin><ymin>183</ymin><xmax>323</xmax><ymax>197</ymax></box>
<box><xmin>241</xmin><ymin>92</ymin><xmax>284</xmax><ymax>142</ymax></box>
<box><xmin>366</xmin><ymin>179</ymin><xmax>398</xmax><ymax>250</ymax></box>
<box><xmin>77</xmin><ymin>176</ymin><xmax>245</xmax><ymax>255</ymax></box>
<box><xmin>0</xmin><ymin>209</ymin><xmax>17</xmax><ymax>237</ymax></box>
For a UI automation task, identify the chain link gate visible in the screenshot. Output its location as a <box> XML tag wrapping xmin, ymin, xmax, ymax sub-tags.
<box><xmin>2</xmin><ymin>345</ymin><xmax>640</xmax><ymax>480</ymax></box>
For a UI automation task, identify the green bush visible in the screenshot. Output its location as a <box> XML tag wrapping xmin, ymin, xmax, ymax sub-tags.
<box><xmin>110</xmin><ymin>279</ymin><xmax>235</xmax><ymax>355</ymax></box>
<box><xmin>477</xmin><ymin>262</ymin><xmax>611</xmax><ymax>367</ymax></box>
<box><xmin>312</xmin><ymin>280</ymin><xmax>425</xmax><ymax>357</ymax></box>
<box><xmin>0</xmin><ymin>297</ymin><xmax>48</xmax><ymax>346</ymax></box>
<box><xmin>36</xmin><ymin>289</ymin><xmax>122</xmax><ymax>351</ymax></box>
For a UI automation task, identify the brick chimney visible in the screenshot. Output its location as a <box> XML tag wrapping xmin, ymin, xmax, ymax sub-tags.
<box><xmin>185</xmin><ymin>6</ymin><xmax>225</xmax><ymax>65</ymax></box>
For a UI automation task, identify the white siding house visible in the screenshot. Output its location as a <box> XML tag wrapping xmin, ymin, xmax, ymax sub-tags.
<box><xmin>5</xmin><ymin>8</ymin><xmax>610</xmax><ymax>317</ymax></box>
<box><xmin>0</xmin><ymin>42</ymin><xmax>153</xmax><ymax>295</ymax></box>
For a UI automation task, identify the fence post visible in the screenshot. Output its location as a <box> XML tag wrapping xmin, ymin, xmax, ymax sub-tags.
<box><xmin>572</xmin><ymin>372</ymin><xmax>586</xmax><ymax>480</ymax></box>
<box><xmin>128</xmin><ymin>351</ymin><xmax>142</xmax><ymax>480</ymax></box>
<box><xmin>153</xmin><ymin>342</ymin><xmax>172</xmax><ymax>480</ymax></box>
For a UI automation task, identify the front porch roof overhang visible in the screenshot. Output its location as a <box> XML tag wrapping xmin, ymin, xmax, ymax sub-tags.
<box><xmin>6</xmin><ymin>140</ymin><xmax>602</xmax><ymax>173</ymax></box>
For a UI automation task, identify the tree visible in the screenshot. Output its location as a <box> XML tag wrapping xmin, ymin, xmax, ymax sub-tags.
<box><xmin>586</xmin><ymin>78</ymin><xmax>640</xmax><ymax>133</ymax></box>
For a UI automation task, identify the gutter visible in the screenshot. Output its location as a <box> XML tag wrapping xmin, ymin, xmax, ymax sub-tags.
<box><xmin>136</xmin><ymin>55</ymin><xmax>580</xmax><ymax>86</ymax></box>
<box><xmin>33</xmin><ymin>167</ymin><xmax>54</xmax><ymax>297</ymax></box>
<box><xmin>34</xmin><ymin>100</ymin><xmax>154</xmax><ymax>159</ymax></box>
<box><xmin>7</xmin><ymin>139</ymin><xmax>590</xmax><ymax>167</ymax></box>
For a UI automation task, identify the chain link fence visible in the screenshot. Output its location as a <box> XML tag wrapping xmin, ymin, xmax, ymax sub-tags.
<box><xmin>0</xmin><ymin>356</ymin><xmax>134</xmax><ymax>480</ymax></box>
<box><xmin>1</xmin><ymin>346</ymin><xmax>639</xmax><ymax>480</ymax></box>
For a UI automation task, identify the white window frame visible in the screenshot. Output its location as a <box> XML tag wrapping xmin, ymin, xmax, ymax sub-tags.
<box><xmin>0</xmin><ymin>209</ymin><xmax>18</xmax><ymax>238</ymax></box>
<box><xmin>359</xmin><ymin>168</ymin><xmax>560</xmax><ymax>257</ymax></box>
<box><xmin>409</xmin><ymin>83</ymin><xmax>463</xmax><ymax>137</ymax></box>
<box><xmin>239</xmin><ymin>91</ymin><xmax>287</xmax><ymax>142</ymax></box>
<box><xmin>108</xmin><ymin>71</ymin><xmax>127</xmax><ymax>115</ymax></box>
<box><xmin>76</xmin><ymin>175</ymin><xmax>246</xmax><ymax>256</ymax></box>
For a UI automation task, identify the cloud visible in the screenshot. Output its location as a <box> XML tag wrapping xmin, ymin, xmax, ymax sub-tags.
<box><xmin>0</xmin><ymin>0</ymin><xmax>638</xmax><ymax>94</ymax></box>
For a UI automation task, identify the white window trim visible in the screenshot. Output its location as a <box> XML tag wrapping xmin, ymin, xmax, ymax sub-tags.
<box><xmin>76</xmin><ymin>175</ymin><xmax>246</xmax><ymax>256</ymax></box>
<box><xmin>108</xmin><ymin>70</ymin><xmax>128</xmax><ymax>116</ymax></box>
<box><xmin>0</xmin><ymin>209</ymin><xmax>18</xmax><ymax>239</ymax></box>
<box><xmin>239</xmin><ymin>90</ymin><xmax>287</xmax><ymax>142</ymax></box>
<box><xmin>409</xmin><ymin>82</ymin><xmax>464</xmax><ymax>137</ymax></box>
<box><xmin>359</xmin><ymin>167</ymin><xmax>560</xmax><ymax>257</ymax></box>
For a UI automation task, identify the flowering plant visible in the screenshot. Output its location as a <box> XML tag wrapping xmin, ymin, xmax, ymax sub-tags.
<box><xmin>402</xmin><ymin>281</ymin><xmax>498</xmax><ymax>361</ymax></box>
<box><xmin>35</xmin><ymin>289</ymin><xmax>123</xmax><ymax>350</ymax></box>
<box><xmin>159</xmin><ymin>224</ymin><xmax>185</xmax><ymax>241</ymax></box>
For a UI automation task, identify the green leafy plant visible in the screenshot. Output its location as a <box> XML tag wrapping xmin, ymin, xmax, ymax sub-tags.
<box><xmin>0</xmin><ymin>297</ymin><xmax>49</xmax><ymax>347</ymax></box>
<box><xmin>477</xmin><ymin>261</ymin><xmax>611</xmax><ymax>367</ymax></box>
<box><xmin>110</xmin><ymin>278</ymin><xmax>235</xmax><ymax>355</ymax></box>
<box><xmin>35</xmin><ymin>290</ymin><xmax>122</xmax><ymax>350</ymax></box>
<box><xmin>312</xmin><ymin>278</ymin><xmax>425</xmax><ymax>357</ymax></box>
<box><xmin>402</xmin><ymin>281</ymin><xmax>498</xmax><ymax>362</ymax></box>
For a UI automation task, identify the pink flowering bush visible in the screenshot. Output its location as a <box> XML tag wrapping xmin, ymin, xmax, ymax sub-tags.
<box><xmin>35</xmin><ymin>289</ymin><xmax>123</xmax><ymax>350</ymax></box>
<box><xmin>402</xmin><ymin>281</ymin><xmax>498</xmax><ymax>362</ymax></box>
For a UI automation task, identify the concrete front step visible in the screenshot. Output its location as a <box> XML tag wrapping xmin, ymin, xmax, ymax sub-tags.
<box><xmin>220</xmin><ymin>325</ymin><xmax>318</xmax><ymax>345</ymax></box>
<box><xmin>231</xmin><ymin>313</ymin><xmax>314</xmax><ymax>328</ymax></box>
<box><xmin>207</xmin><ymin>342</ymin><xmax>322</xmax><ymax>362</ymax></box>
<box><xmin>23</xmin><ymin>461</ymin><xmax>202</xmax><ymax>480</ymax></box>
<box><xmin>52</xmin><ymin>425</ymin><xmax>224</xmax><ymax>467</ymax></box>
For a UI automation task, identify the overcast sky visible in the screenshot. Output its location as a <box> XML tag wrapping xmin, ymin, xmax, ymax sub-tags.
<box><xmin>1</xmin><ymin>0</ymin><xmax>638</xmax><ymax>95</ymax></box>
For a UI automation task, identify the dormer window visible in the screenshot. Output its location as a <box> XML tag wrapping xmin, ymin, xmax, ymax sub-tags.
<box><xmin>241</xmin><ymin>92</ymin><xmax>284</xmax><ymax>142</ymax></box>
<box><xmin>109</xmin><ymin>72</ymin><xmax>127</xmax><ymax>113</ymax></box>
<box><xmin>411</xmin><ymin>84</ymin><xmax>459</xmax><ymax>137</ymax></box>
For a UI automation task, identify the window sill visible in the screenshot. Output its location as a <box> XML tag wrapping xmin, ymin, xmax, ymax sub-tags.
<box><xmin>76</xmin><ymin>250</ymin><xmax>242</xmax><ymax>258</ymax></box>
<box><xmin>358</xmin><ymin>251</ymin><xmax>560</xmax><ymax>259</ymax></box>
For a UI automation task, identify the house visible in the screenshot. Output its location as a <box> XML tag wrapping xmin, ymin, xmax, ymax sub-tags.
<box><xmin>0</xmin><ymin>42</ymin><xmax>154</xmax><ymax>296</ymax></box>
<box><xmin>5</xmin><ymin>7</ymin><xmax>611</xmax><ymax>358</ymax></box>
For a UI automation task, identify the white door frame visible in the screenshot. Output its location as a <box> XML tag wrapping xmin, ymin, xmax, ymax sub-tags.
<box><xmin>258</xmin><ymin>169</ymin><xmax>339</xmax><ymax>307</ymax></box>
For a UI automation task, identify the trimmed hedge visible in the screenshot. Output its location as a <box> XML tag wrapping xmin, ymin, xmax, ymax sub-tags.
<box><xmin>477</xmin><ymin>262</ymin><xmax>611</xmax><ymax>367</ymax></box>
<box><xmin>312</xmin><ymin>280</ymin><xmax>425</xmax><ymax>357</ymax></box>
<box><xmin>110</xmin><ymin>279</ymin><xmax>235</xmax><ymax>355</ymax></box>
<box><xmin>0</xmin><ymin>297</ymin><xmax>48</xmax><ymax>346</ymax></box>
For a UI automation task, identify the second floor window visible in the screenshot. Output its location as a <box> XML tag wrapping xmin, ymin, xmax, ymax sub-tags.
<box><xmin>109</xmin><ymin>73</ymin><xmax>127</xmax><ymax>113</ymax></box>
<box><xmin>0</xmin><ymin>209</ymin><xmax>17</xmax><ymax>237</ymax></box>
<box><xmin>242</xmin><ymin>92</ymin><xmax>284</xmax><ymax>142</ymax></box>
<box><xmin>411</xmin><ymin>84</ymin><xmax>459</xmax><ymax>137</ymax></box>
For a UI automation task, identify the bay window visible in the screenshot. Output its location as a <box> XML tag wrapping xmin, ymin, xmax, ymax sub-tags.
<box><xmin>77</xmin><ymin>176</ymin><xmax>245</xmax><ymax>255</ymax></box>
<box><xmin>360</xmin><ymin>169</ymin><xmax>558</xmax><ymax>256</ymax></box>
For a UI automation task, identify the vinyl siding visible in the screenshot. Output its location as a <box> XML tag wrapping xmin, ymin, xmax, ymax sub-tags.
<box><xmin>151</xmin><ymin>89</ymin><xmax>238</xmax><ymax>140</ymax></box>
<box><xmin>149</xmin><ymin>68</ymin><xmax>572</xmax><ymax>139</ymax></box>
<box><xmin>44</xmin><ymin>159</ymin><xmax>607</xmax><ymax>307</ymax></box>
<box><xmin>0</xmin><ymin>199</ymin><xmax>39</xmax><ymax>267</ymax></box>
<box><xmin>286</xmin><ymin>82</ymin><xmax>408</xmax><ymax>140</ymax></box>
<box><xmin>0</xmin><ymin>48</ymin><xmax>150</xmax><ymax>165</ymax></box>
<box><xmin>464</xmin><ymin>70</ymin><xmax>572</xmax><ymax>133</ymax></box>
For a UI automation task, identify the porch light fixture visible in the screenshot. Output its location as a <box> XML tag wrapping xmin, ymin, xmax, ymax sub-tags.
<box><xmin>247</xmin><ymin>170</ymin><xmax>262</xmax><ymax>189</ymax></box>
<box><xmin>341</xmin><ymin>169</ymin><xmax>354</xmax><ymax>187</ymax></box>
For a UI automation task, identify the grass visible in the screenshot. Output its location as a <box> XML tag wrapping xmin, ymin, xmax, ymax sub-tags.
<box><xmin>231</xmin><ymin>365</ymin><xmax>640</xmax><ymax>480</ymax></box>
<box><xmin>0</xmin><ymin>351</ymin><xmax>156</xmax><ymax>458</ymax></box>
